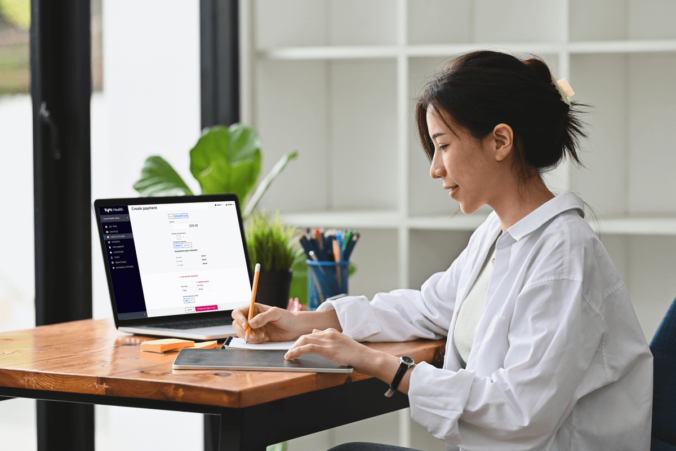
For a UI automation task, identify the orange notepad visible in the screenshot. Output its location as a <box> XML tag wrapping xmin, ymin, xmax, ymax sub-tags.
<box><xmin>140</xmin><ymin>339</ymin><xmax>194</xmax><ymax>353</ymax></box>
<box><xmin>193</xmin><ymin>340</ymin><xmax>219</xmax><ymax>349</ymax></box>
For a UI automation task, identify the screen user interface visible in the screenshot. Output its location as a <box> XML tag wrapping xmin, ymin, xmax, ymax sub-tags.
<box><xmin>98</xmin><ymin>201</ymin><xmax>251</xmax><ymax>320</ymax></box>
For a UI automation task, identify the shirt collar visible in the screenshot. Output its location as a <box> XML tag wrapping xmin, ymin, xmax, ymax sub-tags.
<box><xmin>505</xmin><ymin>192</ymin><xmax>585</xmax><ymax>242</ymax></box>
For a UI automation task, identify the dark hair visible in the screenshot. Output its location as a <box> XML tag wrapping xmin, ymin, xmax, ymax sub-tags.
<box><xmin>415</xmin><ymin>50</ymin><xmax>587</xmax><ymax>182</ymax></box>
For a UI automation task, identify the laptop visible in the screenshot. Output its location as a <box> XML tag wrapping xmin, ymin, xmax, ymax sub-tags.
<box><xmin>94</xmin><ymin>194</ymin><xmax>253</xmax><ymax>340</ymax></box>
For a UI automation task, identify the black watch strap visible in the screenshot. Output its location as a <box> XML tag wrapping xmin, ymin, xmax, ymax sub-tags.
<box><xmin>385</xmin><ymin>356</ymin><xmax>415</xmax><ymax>397</ymax></box>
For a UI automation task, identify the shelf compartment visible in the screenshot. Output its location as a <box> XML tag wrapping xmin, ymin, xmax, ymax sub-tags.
<box><xmin>570</xmin><ymin>0</ymin><xmax>676</xmax><ymax>42</ymax></box>
<box><xmin>408</xmin><ymin>0</ymin><xmax>561</xmax><ymax>45</ymax></box>
<box><xmin>407</xmin><ymin>56</ymin><xmax>458</xmax><ymax>217</ymax></box>
<box><xmin>409</xmin><ymin>229</ymin><xmax>471</xmax><ymax>290</ymax></box>
<box><xmin>255</xmin><ymin>60</ymin><xmax>330</xmax><ymax>212</ymax></box>
<box><xmin>254</xmin><ymin>0</ymin><xmax>327</xmax><ymax>49</ymax></box>
<box><xmin>255</xmin><ymin>0</ymin><xmax>398</xmax><ymax>50</ymax></box>
<box><xmin>255</xmin><ymin>59</ymin><xmax>398</xmax><ymax>213</ymax></box>
<box><xmin>569</xmin><ymin>53</ymin><xmax>627</xmax><ymax>217</ymax></box>
<box><xmin>570</xmin><ymin>52</ymin><xmax>676</xmax><ymax>217</ymax></box>
<box><xmin>347</xmin><ymin>228</ymin><xmax>400</xmax><ymax>299</ymax></box>
<box><xmin>330</xmin><ymin>59</ymin><xmax>398</xmax><ymax>210</ymax></box>
<box><xmin>625</xmin><ymin>236</ymin><xmax>676</xmax><ymax>340</ymax></box>
<box><xmin>407</xmin><ymin>0</ymin><xmax>472</xmax><ymax>46</ymax></box>
<box><xmin>626</xmin><ymin>53</ymin><xmax>676</xmax><ymax>215</ymax></box>
<box><xmin>473</xmin><ymin>0</ymin><xmax>561</xmax><ymax>44</ymax></box>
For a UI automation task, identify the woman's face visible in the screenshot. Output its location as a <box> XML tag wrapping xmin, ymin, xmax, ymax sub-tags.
<box><xmin>426</xmin><ymin>106</ymin><xmax>513</xmax><ymax>214</ymax></box>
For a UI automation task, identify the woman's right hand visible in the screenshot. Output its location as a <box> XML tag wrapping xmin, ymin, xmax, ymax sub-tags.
<box><xmin>231</xmin><ymin>303</ymin><xmax>302</xmax><ymax>343</ymax></box>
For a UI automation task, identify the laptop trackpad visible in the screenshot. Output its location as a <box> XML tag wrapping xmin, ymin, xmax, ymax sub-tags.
<box><xmin>191</xmin><ymin>325</ymin><xmax>236</xmax><ymax>334</ymax></box>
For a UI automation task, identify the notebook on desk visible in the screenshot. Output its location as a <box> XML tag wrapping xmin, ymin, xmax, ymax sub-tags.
<box><xmin>222</xmin><ymin>336</ymin><xmax>295</xmax><ymax>350</ymax></box>
<box><xmin>172</xmin><ymin>348</ymin><xmax>354</xmax><ymax>373</ymax></box>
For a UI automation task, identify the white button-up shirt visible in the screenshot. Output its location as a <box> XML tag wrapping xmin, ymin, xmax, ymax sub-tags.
<box><xmin>318</xmin><ymin>193</ymin><xmax>653</xmax><ymax>451</ymax></box>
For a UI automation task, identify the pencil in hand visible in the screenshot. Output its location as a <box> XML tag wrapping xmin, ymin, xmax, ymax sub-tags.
<box><xmin>245</xmin><ymin>263</ymin><xmax>261</xmax><ymax>343</ymax></box>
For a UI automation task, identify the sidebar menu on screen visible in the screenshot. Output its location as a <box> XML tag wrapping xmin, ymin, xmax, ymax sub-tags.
<box><xmin>99</xmin><ymin>206</ymin><xmax>148</xmax><ymax>319</ymax></box>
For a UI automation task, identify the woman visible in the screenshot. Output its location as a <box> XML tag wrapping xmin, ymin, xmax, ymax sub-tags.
<box><xmin>232</xmin><ymin>51</ymin><xmax>653</xmax><ymax>451</ymax></box>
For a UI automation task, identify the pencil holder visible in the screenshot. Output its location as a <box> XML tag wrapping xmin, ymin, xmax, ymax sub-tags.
<box><xmin>306</xmin><ymin>260</ymin><xmax>349</xmax><ymax>311</ymax></box>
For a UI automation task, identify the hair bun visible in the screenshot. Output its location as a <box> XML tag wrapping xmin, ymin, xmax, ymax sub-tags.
<box><xmin>524</xmin><ymin>58</ymin><xmax>555</xmax><ymax>86</ymax></box>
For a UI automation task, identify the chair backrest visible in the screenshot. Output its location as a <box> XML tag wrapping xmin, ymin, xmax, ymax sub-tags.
<box><xmin>651</xmin><ymin>297</ymin><xmax>676</xmax><ymax>447</ymax></box>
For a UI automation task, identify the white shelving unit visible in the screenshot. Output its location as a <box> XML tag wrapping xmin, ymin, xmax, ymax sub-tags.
<box><xmin>240</xmin><ymin>1</ymin><xmax>676</xmax><ymax>449</ymax></box>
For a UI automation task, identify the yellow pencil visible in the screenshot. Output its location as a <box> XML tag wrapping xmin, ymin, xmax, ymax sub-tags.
<box><xmin>245</xmin><ymin>263</ymin><xmax>261</xmax><ymax>343</ymax></box>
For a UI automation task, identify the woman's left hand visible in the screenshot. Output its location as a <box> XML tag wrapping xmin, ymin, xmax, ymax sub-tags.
<box><xmin>284</xmin><ymin>328</ymin><xmax>379</xmax><ymax>374</ymax></box>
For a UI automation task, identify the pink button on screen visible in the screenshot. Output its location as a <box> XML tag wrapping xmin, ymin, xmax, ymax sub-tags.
<box><xmin>196</xmin><ymin>305</ymin><xmax>218</xmax><ymax>312</ymax></box>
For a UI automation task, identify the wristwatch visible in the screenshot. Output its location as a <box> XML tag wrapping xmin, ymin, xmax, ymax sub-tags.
<box><xmin>384</xmin><ymin>356</ymin><xmax>415</xmax><ymax>397</ymax></box>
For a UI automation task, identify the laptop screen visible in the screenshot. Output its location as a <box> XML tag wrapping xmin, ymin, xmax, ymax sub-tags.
<box><xmin>97</xmin><ymin>200</ymin><xmax>251</xmax><ymax>320</ymax></box>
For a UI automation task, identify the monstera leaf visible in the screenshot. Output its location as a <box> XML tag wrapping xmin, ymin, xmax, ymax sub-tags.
<box><xmin>190</xmin><ymin>125</ymin><xmax>261</xmax><ymax>202</ymax></box>
<box><xmin>133</xmin><ymin>124</ymin><xmax>298</xmax><ymax>217</ymax></box>
<box><xmin>133</xmin><ymin>156</ymin><xmax>194</xmax><ymax>196</ymax></box>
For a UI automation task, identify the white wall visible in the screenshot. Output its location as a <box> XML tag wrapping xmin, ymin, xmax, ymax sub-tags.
<box><xmin>0</xmin><ymin>93</ymin><xmax>38</xmax><ymax>451</ymax></box>
<box><xmin>0</xmin><ymin>95</ymin><xmax>34</xmax><ymax>332</ymax></box>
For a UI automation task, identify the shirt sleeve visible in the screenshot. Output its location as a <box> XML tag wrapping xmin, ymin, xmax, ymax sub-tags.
<box><xmin>408</xmin><ymin>278</ymin><xmax>605</xmax><ymax>448</ymax></box>
<box><xmin>317</xmin><ymin>246</ymin><xmax>469</xmax><ymax>342</ymax></box>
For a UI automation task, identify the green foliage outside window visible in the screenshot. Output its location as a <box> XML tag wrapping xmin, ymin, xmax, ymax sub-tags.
<box><xmin>0</xmin><ymin>0</ymin><xmax>30</xmax><ymax>96</ymax></box>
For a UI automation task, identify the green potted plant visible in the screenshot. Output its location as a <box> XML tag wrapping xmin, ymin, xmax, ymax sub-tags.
<box><xmin>245</xmin><ymin>211</ymin><xmax>301</xmax><ymax>308</ymax></box>
<box><xmin>133</xmin><ymin>124</ymin><xmax>297</xmax><ymax>217</ymax></box>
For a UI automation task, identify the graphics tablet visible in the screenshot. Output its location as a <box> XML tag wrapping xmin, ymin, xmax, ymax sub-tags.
<box><xmin>172</xmin><ymin>348</ymin><xmax>353</xmax><ymax>373</ymax></box>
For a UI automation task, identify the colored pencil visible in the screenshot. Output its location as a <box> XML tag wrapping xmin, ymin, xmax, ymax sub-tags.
<box><xmin>308</xmin><ymin>265</ymin><xmax>325</xmax><ymax>304</ymax></box>
<box><xmin>332</xmin><ymin>239</ymin><xmax>342</xmax><ymax>290</ymax></box>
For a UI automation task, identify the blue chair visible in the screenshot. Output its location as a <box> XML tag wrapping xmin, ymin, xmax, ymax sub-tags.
<box><xmin>651</xmin><ymin>297</ymin><xmax>676</xmax><ymax>450</ymax></box>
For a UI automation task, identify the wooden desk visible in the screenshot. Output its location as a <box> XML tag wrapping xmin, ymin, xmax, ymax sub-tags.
<box><xmin>0</xmin><ymin>319</ymin><xmax>445</xmax><ymax>451</ymax></box>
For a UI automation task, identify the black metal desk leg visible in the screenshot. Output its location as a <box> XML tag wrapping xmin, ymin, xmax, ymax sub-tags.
<box><xmin>218</xmin><ymin>409</ymin><xmax>265</xmax><ymax>451</ymax></box>
<box><xmin>205</xmin><ymin>414</ymin><xmax>221</xmax><ymax>451</ymax></box>
<box><xmin>37</xmin><ymin>401</ymin><xmax>94</xmax><ymax>451</ymax></box>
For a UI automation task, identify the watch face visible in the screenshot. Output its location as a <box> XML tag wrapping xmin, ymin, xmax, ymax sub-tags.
<box><xmin>401</xmin><ymin>356</ymin><xmax>414</xmax><ymax>366</ymax></box>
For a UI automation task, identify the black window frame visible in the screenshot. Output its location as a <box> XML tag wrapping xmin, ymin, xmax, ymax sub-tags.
<box><xmin>199</xmin><ymin>2</ymin><xmax>241</xmax><ymax>449</ymax></box>
<box><xmin>31</xmin><ymin>0</ymin><xmax>94</xmax><ymax>449</ymax></box>
<box><xmin>30</xmin><ymin>1</ymin><xmax>241</xmax><ymax>449</ymax></box>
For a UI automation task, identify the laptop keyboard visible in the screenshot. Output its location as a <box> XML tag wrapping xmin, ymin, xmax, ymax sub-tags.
<box><xmin>153</xmin><ymin>317</ymin><xmax>234</xmax><ymax>330</ymax></box>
